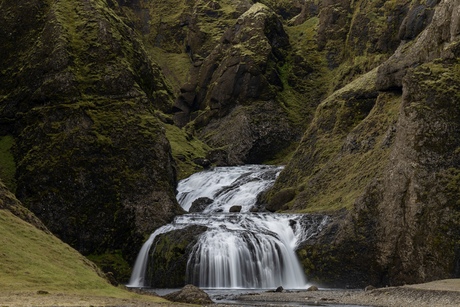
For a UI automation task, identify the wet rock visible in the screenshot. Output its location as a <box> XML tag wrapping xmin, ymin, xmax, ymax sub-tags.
<box><xmin>193</xmin><ymin>157</ymin><xmax>211</xmax><ymax>168</ymax></box>
<box><xmin>275</xmin><ymin>286</ymin><xmax>284</xmax><ymax>292</ymax></box>
<box><xmin>148</xmin><ymin>226</ymin><xmax>207</xmax><ymax>288</ymax></box>
<box><xmin>189</xmin><ymin>197</ymin><xmax>214</xmax><ymax>213</ymax></box>
<box><xmin>307</xmin><ymin>285</ymin><xmax>319</xmax><ymax>291</ymax></box>
<box><xmin>229</xmin><ymin>205</ymin><xmax>242</xmax><ymax>213</ymax></box>
<box><xmin>163</xmin><ymin>284</ymin><xmax>213</xmax><ymax>305</ymax></box>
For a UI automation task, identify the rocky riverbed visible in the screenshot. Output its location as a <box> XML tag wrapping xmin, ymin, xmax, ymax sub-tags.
<box><xmin>210</xmin><ymin>279</ymin><xmax>460</xmax><ymax>307</ymax></box>
<box><xmin>0</xmin><ymin>279</ymin><xmax>459</xmax><ymax>306</ymax></box>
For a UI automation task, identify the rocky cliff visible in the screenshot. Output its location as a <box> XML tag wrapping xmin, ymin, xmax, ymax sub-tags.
<box><xmin>1</xmin><ymin>0</ymin><xmax>459</xmax><ymax>287</ymax></box>
<box><xmin>264</xmin><ymin>0</ymin><xmax>460</xmax><ymax>287</ymax></box>
<box><xmin>0</xmin><ymin>0</ymin><xmax>183</xmax><ymax>281</ymax></box>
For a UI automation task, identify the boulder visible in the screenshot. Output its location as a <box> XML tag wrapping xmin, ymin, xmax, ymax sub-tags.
<box><xmin>229</xmin><ymin>205</ymin><xmax>242</xmax><ymax>213</ymax></box>
<box><xmin>189</xmin><ymin>197</ymin><xmax>214</xmax><ymax>213</ymax></box>
<box><xmin>147</xmin><ymin>225</ymin><xmax>207</xmax><ymax>288</ymax></box>
<box><xmin>163</xmin><ymin>284</ymin><xmax>213</xmax><ymax>305</ymax></box>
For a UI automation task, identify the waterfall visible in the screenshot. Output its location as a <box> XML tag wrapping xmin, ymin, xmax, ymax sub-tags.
<box><xmin>128</xmin><ymin>165</ymin><xmax>329</xmax><ymax>289</ymax></box>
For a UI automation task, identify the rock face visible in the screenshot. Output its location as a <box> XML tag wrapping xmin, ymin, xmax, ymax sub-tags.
<box><xmin>189</xmin><ymin>197</ymin><xmax>214</xmax><ymax>213</ymax></box>
<box><xmin>0</xmin><ymin>180</ymin><xmax>49</xmax><ymax>234</ymax></box>
<box><xmin>173</xmin><ymin>3</ymin><xmax>299</xmax><ymax>164</ymax></box>
<box><xmin>0</xmin><ymin>0</ymin><xmax>183</xmax><ymax>274</ymax></box>
<box><xmin>266</xmin><ymin>0</ymin><xmax>460</xmax><ymax>287</ymax></box>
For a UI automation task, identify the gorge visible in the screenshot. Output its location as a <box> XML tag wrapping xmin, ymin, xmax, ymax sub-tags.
<box><xmin>0</xmin><ymin>0</ymin><xmax>459</xmax><ymax>290</ymax></box>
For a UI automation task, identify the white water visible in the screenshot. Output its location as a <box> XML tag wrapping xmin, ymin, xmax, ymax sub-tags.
<box><xmin>128</xmin><ymin>165</ymin><xmax>329</xmax><ymax>289</ymax></box>
<box><xmin>177</xmin><ymin>165</ymin><xmax>284</xmax><ymax>213</ymax></box>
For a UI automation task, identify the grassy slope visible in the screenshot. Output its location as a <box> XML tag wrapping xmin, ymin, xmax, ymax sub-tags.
<box><xmin>0</xmin><ymin>209</ymin><xmax>169</xmax><ymax>304</ymax></box>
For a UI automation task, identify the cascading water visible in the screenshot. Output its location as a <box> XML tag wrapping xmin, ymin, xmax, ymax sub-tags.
<box><xmin>128</xmin><ymin>165</ymin><xmax>329</xmax><ymax>289</ymax></box>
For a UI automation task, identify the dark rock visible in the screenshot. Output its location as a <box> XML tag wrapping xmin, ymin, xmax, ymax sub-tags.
<box><xmin>0</xmin><ymin>0</ymin><xmax>183</xmax><ymax>273</ymax></box>
<box><xmin>163</xmin><ymin>284</ymin><xmax>213</xmax><ymax>305</ymax></box>
<box><xmin>265</xmin><ymin>188</ymin><xmax>296</xmax><ymax>212</ymax></box>
<box><xmin>189</xmin><ymin>197</ymin><xmax>214</xmax><ymax>213</ymax></box>
<box><xmin>193</xmin><ymin>157</ymin><xmax>211</xmax><ymax>168</ymax></box>
<box><xmin>365</xmin><ymin>285</ymin><xmax>376</xmax><ymax>291</ymax></box>
<box><xmin>147</xmin><ymin>226</ymin><xmax>207</xmax><ymax>288</ymax></box>
<box><xmin>229</xmin><ymin>205</ymin><xmax>242</xmax><ymax>213</ymax></box>
<box><xmin>206</xmin><ymin>149</ymin><xmax>229</xmax><ymax>166</ymax></box>
<box><xmin>377</xmin><ymin>0</ymin><xmax>459</xmax><ymax>90</ymax></box>
<box><xmin>104</xmin><ymin>272</ymin><xmax>118</xmax><ymax>286</ymax></box>
<box><xmin>173</xmin><ymin>3</ymin><xmax>297</xmax><ymax>164</ymax></box>
<box><xmin>0</xmin><ymin>181</ymin><xmax>49</xmax><ymax>234</ymax></box>
<box><xmin>307</xmin><ymin>285</ymin><xmax>319</xmax><ymax>291</ymax></box>
<box><xmin>275</xmin><ymin>286</ymin><xmax>284</xmax><ymax>292</ymax></box>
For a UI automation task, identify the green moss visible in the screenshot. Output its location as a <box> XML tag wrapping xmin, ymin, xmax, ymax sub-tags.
<box><xmin>164</xmin><ymin>123</ymin><xmax>211</xmax><ymax>179</ymax></box>
<box><xmin>86</xmin><ymin>251</ymin><xmax>132</xmax><ymax>283</ymax></box>
<box><xmin>0</xmin><ymin>136</ymin><xmax>16</xmax><ymax>192</ymax></box>
<box><xmin>269</xmin><ymin>65</ymin><xmax>401</xmax><ymax>213</ymax></box>
<box><xmin>278</xmin><ymin>17</ymin><xmax>329</xmax><ymax>127</ymax></box>
<box><xmin>149</xmin><ymin>47</ymin><xmax>192</xmax><ymax>93</ymax></box>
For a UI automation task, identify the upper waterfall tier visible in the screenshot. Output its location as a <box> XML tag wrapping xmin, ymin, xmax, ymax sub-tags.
<box><xmin>177</xmin><ymin>165</ymin><xmax>284</xmax><ymax>213</ymax></box>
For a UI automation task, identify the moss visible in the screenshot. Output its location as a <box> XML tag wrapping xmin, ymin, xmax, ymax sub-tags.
<box><xmin>278</xmin><ymin>17</ymin><xmax>329</xmax><ymax>127</ymax></box>
<box><xmin>0</xmin><ymin>136</ymin><xmax>16</xmax><ymax>192</ymax></box>
<box><xmin>147</xmin><ymin>225</ymin><xmax>207</xmax><ymax>288</ymax></box>
<box><xmin>268</xmin><ymin>67</ymin><xmax>401</xmax><ymax>213</ymax></box>
<box><xmin>164</xmin><ymin>123</ymin><xmax>211</xmax><ymax>179</ymax></box>
<box><xmin>148</xmin><ymin>47</ymin><xmax>192</xmax><ymax>93</ymax></box>
<box><xmin>86</xmin><ymin>251</ymin><xmax>132</xmax><ymax>283</ymax></box>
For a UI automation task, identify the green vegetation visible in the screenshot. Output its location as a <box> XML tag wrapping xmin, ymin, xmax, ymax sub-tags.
<box><xmin>279</xmin><ymin>17</ymin><xmax>329</xmax><ymax>127</ymax></box>
<box><xmin>0</xmin><ymin>135</ymin><xmax>16</xmax><ymax>192</ymax></box>
<box><xmin>0</xmin><ymin>209</ymin><xmax>109</xmax><ymax>291</ymax></box>
<box><xmin>86</xmin><ymin>251</ymin><xmax>132</xmax><ymax>283</ymax></box>
<box><xmin>269</xmin><ymin>69</ymin><xmax>401</xmax><ymax>213</ymax></box>
<box><xmin>0</xmin><ymin>208</ymin><xmax>172</xmax><ymax>304</ymax></box>
<box><xmin>149</xmin><ymin>47</ymin><xmax>192</xmax><ymax>92</ymax></box>
<box><xmin>164</xmin><ymin>123</ymin><xmax>211</xmax><ymax>179</ymax></box>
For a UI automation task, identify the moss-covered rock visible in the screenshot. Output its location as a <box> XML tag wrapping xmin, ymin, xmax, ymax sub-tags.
<box><xmin>147</xmin><ymin>225</ymin><xmax>207</xmax><ymax>288</ymax></box>
<box><xmin>0</xmin><ymin>0</ymin><xmax>182</xmax><ymax>279</ymax></box>
<box><xmin>266</xmin><ymin>0</ymin><xmax>460</xmax><ymax>287</ymax></box>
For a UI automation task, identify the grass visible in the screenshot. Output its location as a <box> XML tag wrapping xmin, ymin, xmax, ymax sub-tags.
<box><xmin>164</xmin><ymin>123</ymin><xmax>211</xmax><ymax>179</ymax></box>
<box><xmin>149</xmin><ymin>47</ymin><xmax>192</xmax><ymax>93</ymax></box>
<box><xmin>0</xmin><ymin>135</ymin><xmax>16</xmax><ymax>192</ymax></box>
<box><xmin>296</xmin><ymin>92</ymin><xmax>401</xmax><ymax>213</ymax></box>
<box><xmin>0</xmin><ymin>208</ymin><xmax>171</xmax><ymax>304</ymax></box>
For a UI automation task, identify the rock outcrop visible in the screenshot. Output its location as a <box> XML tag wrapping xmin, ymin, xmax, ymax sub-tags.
<box><xmin>147</xmin><ymin>225</ymin><xmax>207</xmax><ymax>287</ymax></box>
<box><xmin>173</xmin><ymin>3</ymin><xmax>299</xmax><ymax>164</ymax></box>
<box><xmin>0</xmin><ymin>0</ymin><xmax>183</xmax><ymax>278</ymax></box>
<box><xmin>266</xmin><ymin>0</ymin><xmax>460</xmax><ymax>287</ymax></box>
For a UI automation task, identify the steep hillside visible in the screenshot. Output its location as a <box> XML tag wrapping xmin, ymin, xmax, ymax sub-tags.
<box><xmin>263</xmin><ymin>0</ymin><xmax>460</xmax><ymax>287</ymax></box>
<box><xmin>0</xmin><ymin>181</ymin><xmax>169</xmax><ymax>305</ymax></box>
<box><xmin>0</xmin><ymin>0</ymin><xmax>183</xmax><ymax>281</ymax></box>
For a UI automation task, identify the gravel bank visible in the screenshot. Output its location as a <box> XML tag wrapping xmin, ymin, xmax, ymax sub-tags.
<box><xmin>211</xmin><ymin>279</ymin><xmax>460</xmax><ymax>307</ymax></box>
